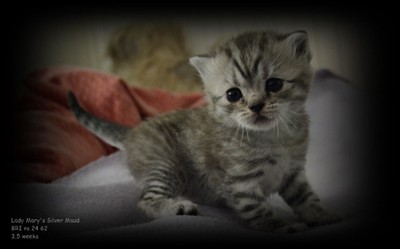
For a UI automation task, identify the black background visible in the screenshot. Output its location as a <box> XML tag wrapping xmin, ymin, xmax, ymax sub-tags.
<box><xmin>5</xmin><ymin>3</ymin><xmax>389</xmax><ymax>246</ymax></box>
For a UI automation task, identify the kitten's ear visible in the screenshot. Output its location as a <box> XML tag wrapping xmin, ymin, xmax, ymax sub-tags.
<box><xmin>285</xmin><ymin>30</ymin><xmax>311</xmax><ymax>62</ymax></box>
<box><xmin>189</xmin><ymin>55</ymin><xmax>212</xmax><ymax>82</ymax></box>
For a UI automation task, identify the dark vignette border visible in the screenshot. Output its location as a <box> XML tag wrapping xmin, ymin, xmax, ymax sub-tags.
<box><xmin>5</xmin><ymin>4</ymin><xmax>387</xmax><ymax>246</ymax></box>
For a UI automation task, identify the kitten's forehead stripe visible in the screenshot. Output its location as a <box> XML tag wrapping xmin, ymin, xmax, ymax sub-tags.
<box><xmin>251</xmin><ymin>55</ymin><xmax>262</xmax><ymax>75</ymax></box>
<box><xmin>240</xmin><ymin>53</ymin><xmax>253</xmax><ymax>84</ymax></box>
<box><xmin>235</xmin><ymin>38</ymin><xmax>248</xmax><ymax>52</ymax></box>
<box><xmin>233</xmin><ymin>58</ymin><xmax>250</xmax><ymax>82</ymax></box>
<box><xmin>227</xmin><ymin>33</ymin><xmax>275</xmax><ymax>87</ymax></box>
<box><xmin>233</xmin><ymin>33</ymin><xmax>254</xmax><ymax>52</ymax></box>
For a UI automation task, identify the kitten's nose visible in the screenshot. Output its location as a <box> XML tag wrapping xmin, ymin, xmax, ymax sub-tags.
<box><xmin>249</xmin><ymin>103</ymin><xmax>265</xmax><ymax>113</ymax></box>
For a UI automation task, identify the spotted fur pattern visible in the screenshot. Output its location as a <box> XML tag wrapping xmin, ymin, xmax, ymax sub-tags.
<box><xmin>68</xmin><ymin>30</ymin><xmax>340</xmax><ymax>233</ymax></box>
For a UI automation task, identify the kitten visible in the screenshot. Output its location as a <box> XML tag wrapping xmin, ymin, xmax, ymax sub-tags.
<box><xmin>68</xmin><ymin>30</ymin><xmax>340</xmax><ymax>232</ymax></box>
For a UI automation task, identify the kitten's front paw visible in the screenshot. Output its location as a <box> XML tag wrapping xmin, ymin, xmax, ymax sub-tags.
<box><xmin>139</xmin><ymin>198</ymin><xmax>198</xmax><ymax>218</ymax></box>
<box><xmin>300</xmin><ymin>206</ymin><xmax>341</xmax><ymax>227</ymax></box>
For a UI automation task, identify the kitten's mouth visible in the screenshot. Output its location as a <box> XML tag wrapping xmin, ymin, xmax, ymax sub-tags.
<box><xmin>252</xmin><ymin>115</ymin><xmax>271</xmax><ymax>125</ymax></box>
<box><xmin>241</xmin><ymin>114</ymin><xmax>275</xmax><ymax>130</ymax></box>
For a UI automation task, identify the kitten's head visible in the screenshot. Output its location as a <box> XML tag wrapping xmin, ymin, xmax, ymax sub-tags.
<box><xmin>190</xmin><ymin>30</ymin><xmax>313</xmax><ymax>131</ymax></box>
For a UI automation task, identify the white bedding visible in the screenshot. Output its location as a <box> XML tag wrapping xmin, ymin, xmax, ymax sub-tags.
<box><xmin>12</xmin><ymin>70</ymin><xmax>369</xmax><ymax>244</ymax></box>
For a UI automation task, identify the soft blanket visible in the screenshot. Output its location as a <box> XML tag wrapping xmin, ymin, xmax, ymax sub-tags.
<box><xmin>10</xmin><ymin>68</ymin><xmax>369</xmax><ymax>244</ymax></box>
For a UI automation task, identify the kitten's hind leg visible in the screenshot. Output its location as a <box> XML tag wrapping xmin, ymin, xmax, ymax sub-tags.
<box><xmin>137</xmin><ymin>172</ymin><xmax>198</xmax><ymax>218</ymax></box>
<box><xmin>228</xmin><ymin>185</ymin><xmax>308</xmax><ymax>233</ymax></box>
<box><xmin>279</xmin><ymin>169</ymin><xmax>341</xmax><ymax>226</ymax></box>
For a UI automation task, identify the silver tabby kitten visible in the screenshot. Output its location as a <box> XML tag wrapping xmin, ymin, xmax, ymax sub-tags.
<box><xmin>68</xmin><ymin>30</ymin><xmax>340</xmax><ymax>232</ymax></box>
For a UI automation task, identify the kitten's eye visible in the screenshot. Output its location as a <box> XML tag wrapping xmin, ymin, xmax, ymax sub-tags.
<box><xmin>265</xmin><ymin>78</ymin><xmax>284</xmax><ymax>92</ymax></box>
<box><xmin>226</xmin><ymin>88</ymin><xmax>242</xmax><ymax>102</ymax></box>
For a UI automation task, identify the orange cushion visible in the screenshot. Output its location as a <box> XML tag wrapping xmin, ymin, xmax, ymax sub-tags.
<box><xmin>14</xmin><ymin>67</ymin><xmax>205</xmax><ymax>182</ymax></box>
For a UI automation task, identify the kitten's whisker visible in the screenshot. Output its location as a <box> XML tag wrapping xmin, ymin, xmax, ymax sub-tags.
<box><xmin>224</xmin><ymin>122</ymin><xmax>237</xmax><ymax>138</ymax></box>
<box><xmin>280</xmin><ymin>111</ymin><xmax>299</xmax><ymax>130</ymax></box>
<box><xmin>286</xmin><ymin>118</ymin><xmax>299</xmax><ymax>130</ymax></box>
<box><xmin>232</xmin><ymin>123</ymin><xmax>241</xmax><ymax>144</ymax></box>
<box><xmin>288</xmin><ymin>115</ymin><xmax>307</xmax><ymax>126</ymax></box>
<box><xmin>278</xmin><ymin>113</ymin><xmax>293</xmax><ymax>137</ymax></box>
<box><xmin>277</xmin><ymin>119</ymin><xmax>280</xmax><ymax>139</ymax></box>
<box><xmin>287</xmin><ymin>109</ymin><xmax>305</xmax><ymax>118</ymax></box>
<box><xmin>245</xmin><ymin>127</ymin><xmax>251</xmax><ymax>143</ymax></box>
<box><xmin>273</xmin><ymin>113</ymin><xmax>280</xmax><ymax>140</ymax></box>
<box><xmin>240</xmin><ymin>125</ymin><xmax>245</xmax><ymax>147</ymax></box>
<box><xmin>220</xmin><ymin>119</ymin><xmax>241</xmax><ymax>141</ymax></box>
<box><xmin>272</xmin><ymin>113</ymin><xmax>277</xmax><ymax>139</ymax></box>
<box><xmin>284</xmin><ymin>109</ymin><xmax>307</xmax><ymax>126</ymax></box>
<box><xmin>219</xmin><ymin>124</ymin><xmax>230</xmax><ymax>138</ymax></box>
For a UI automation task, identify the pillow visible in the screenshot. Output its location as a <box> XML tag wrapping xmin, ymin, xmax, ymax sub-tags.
<box><xmin>14</xmin><ymin>67</ymin><xmax>205</xmax><ymax>183</ymax></box>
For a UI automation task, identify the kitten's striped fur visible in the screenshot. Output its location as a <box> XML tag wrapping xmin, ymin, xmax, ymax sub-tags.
<box><xmin>68</xmin><ymin>30</ymin><xmax>340</xmax><ymax>232</ymax></box>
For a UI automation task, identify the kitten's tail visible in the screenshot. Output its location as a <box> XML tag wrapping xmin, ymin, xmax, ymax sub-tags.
<box><xmin>68</xmin><ymin>91</ymin><xmax>129</xmax><ymax>150</ymax></box>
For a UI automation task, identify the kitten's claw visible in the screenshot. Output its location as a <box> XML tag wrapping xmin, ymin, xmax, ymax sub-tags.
<box><xmin>176</xmin><ymin>205</ymin><xmax>185</xmax><ymax>215</ymax></box>
<box><xmin>174</xmin><ymin>201</ymin><xmax>198</xmax><ymax>216</ymax></box>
